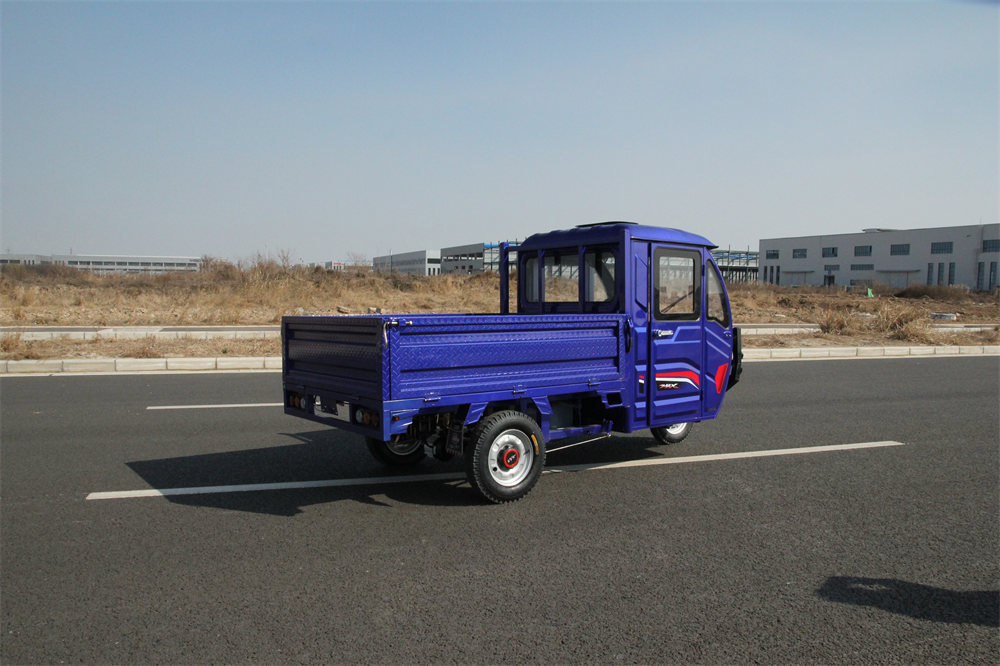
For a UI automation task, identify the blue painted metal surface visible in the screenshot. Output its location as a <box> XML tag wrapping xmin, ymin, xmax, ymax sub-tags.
<box><xmin>281</xmin><ymin>221</ymin><xmax>739</xmax><ymax>449</ymax></box>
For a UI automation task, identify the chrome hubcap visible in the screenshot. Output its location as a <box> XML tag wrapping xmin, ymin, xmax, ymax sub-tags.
<box><xmin>487</xmin><ymin>429</ymin><xmax>533</xmax><ymax>487</ymax></box>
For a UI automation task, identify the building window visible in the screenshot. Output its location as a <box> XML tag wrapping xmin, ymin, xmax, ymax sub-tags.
<box><xmin>765</xmin><ymin>249</ymin><xmax>779</xmax><ymax>260</ymax></box>
<box><xmin>931</xmin><ymin>242</ymin><xmax>953</xmax><ymax>255</ymax></box>
<box><xmin>890</xmin><ymin>244</ymin><xmax>910</xmax><ymax>256</ymax></box>
<box><xmin>822</xmin><ymin>247</ymin><xmax>838</xmax><ymax>258</ymax></box>
<box><xmin>977</xmin><ymin>262</ymin><xmax>985</xmax><ymax>290</ymax></box>
<box><xmin>792</xmin><ymin>249</ymin><xmax>807</xmax><ymax>259</ymax></box>
<box><xmin>928</xmin><ymin>263</ymin><xmax>934</xmax><ymax>286</ymax></box>
<box><xmin>948</xmin><ymin>262</ymin><xmax>955</xmax><ymax>286</ymax></box>
<box><xmin>937</xmin><ymin>263</ymin><xmax>945</xmax><ymax>286</ymax></box>
<box><xmin>854</xmin><ymin>245</ymin><xmax>872</xmax><ymax>257</ymax></box>
<box><xmin>983</xmin><ymin>240</ymin><xmax>1000</xmax><ymax>253</ymax></box>
<box><xmin>851</xmin><ymin>264</ymin><xmax>874</xmax><ymax>271</ymax></box>
<box><xmin>824</xmin><ymin>264</ymin><xmax>840</xmax><ymax>272</ymax></box>
<box><xmin>990</xmin><ymin>262</ymin><xmax>998</xmax><ymax>290</ymax></box>
<box><xmin>776</xmin><ymin>266</ymin><xmax>780</xmax><ymax>285</ymax></box>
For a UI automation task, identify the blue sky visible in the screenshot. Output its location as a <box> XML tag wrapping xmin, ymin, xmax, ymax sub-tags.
<box><xmin>2</xmin><ymin>0</ymin><xmax>997</xmax><ymax>263</ymax></box>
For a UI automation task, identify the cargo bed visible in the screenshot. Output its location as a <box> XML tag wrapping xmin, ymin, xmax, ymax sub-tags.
<box><xmin>282</xmin><ymin>313</ymin><xmax>629</xmax><ymax>440</ymax></box>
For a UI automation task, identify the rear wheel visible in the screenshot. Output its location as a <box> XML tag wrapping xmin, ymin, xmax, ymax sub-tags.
<box><xmin>465</xmin><ymin>410</ymin><xmax>545</xmax><ymax>503</ymax></box>
<box><xmin>365</xmin><ymin>437</ymin><xmax>425</xmax><ymax>466</ymax></box>
<box><xmin>651</xmin><ymin>422</ymin><xmax>692</xmax><ymax>445</ymax></box>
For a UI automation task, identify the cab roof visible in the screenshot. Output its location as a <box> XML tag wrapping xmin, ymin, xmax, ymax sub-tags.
<box><xmin>518</xmin><ymin>221</ymin><xmax>717</xmax><ymax>252</ymax></box>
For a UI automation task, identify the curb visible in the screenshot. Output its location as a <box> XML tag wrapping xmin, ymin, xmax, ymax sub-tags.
<box><xmin>2</xmin><ymin>357</ymin><xmax>284</xmax><ymax>375</ymax></box>
<box><xmin>1</xmin><ymin>347</ymin><xmax>998</xmax><ymax>375</ymax></box>
<box><xmin>0</xmin><ymin>328</ymin><xmax>281</xmax><ymax>341</ymax></box>
<box><xmin>742</xmin><ymin>345</ymin><xmax>1000</xmax><ymax>361</ymax></box>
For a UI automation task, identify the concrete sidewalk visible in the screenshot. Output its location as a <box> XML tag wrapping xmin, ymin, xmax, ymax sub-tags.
<box><xmin>2</xmin><ymin>345</ymin><xmax>997</xmax><ymax>375</ymax></box>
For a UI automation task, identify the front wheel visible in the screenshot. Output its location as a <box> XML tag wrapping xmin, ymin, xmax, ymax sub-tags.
<box><xmin>465</xmin><ymin>410</ymin><xmax>546</xmax><ymax>504</ymax></box>
<box><xmin>366</xmin><ymin>437</ymin><xmax>426</xmax><ymax>466</ymax></box>
<box><xmin>651</xmin><ymin>422</ymin><xmax>692</xmax><ymax>445</ymax></box>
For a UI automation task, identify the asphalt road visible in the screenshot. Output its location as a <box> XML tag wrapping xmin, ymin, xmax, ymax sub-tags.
<box><xmin>2</xmin><ymin>358</ymin><xmax>997</xmax><ymax>664</ymax></box>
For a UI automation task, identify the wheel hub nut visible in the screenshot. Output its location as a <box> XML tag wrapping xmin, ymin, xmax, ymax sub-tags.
<box><xmin>499</xmin><ymin>447</ymin><xmax>519</xmax><ymax>469</ymax></box>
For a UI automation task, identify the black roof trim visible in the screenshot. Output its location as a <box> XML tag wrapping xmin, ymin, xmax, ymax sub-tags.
<box><xmin>575</xmin><ymin>221</ymin><xmax>638</xmax><ymax>228</ymax></box>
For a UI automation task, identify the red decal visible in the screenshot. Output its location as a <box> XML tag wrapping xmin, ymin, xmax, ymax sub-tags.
<box><xmin>714</xmin><ymin>363</ymin><xmax>730</xmax><ymax>394</ymax></box>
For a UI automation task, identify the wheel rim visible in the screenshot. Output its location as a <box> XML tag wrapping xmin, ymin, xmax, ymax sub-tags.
<box><xmin>665</xmin><ymin>423</ymin><xmax>687</xmax><ymax>435</ymax></box>
<box><xmin>487</xmin><ymin>429</ymin><xmax>534</xmax><ymax>487</ymax></box>
<box><xmin>386</xmin><ymin>439</ymin><xmax>422</xmax><ymax>456</ymax></box>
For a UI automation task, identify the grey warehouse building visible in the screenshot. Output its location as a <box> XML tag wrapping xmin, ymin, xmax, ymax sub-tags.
<box><xmin>372</xmin><ymin>250</ymin><xmax>441</xmax><ymax>276</ymax></box>
<box><xmin>759</xmin><ymin>224</ymin><xmax>999</xmax><ymax>291</ymax></box>
<box><xmin>440</xmin><ymin>242</ymin><xmax>512</xmax><ymax>274</ymax></box>
<box><xmin>375</xmin><ymin>242</ymin><xmax>517</xmax><ymax>275</ymax></box>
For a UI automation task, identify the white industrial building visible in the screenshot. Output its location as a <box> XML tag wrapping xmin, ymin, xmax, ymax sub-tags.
<box><xmin>759</xmin><ymin>224</ymin><xmax>999</xmax><ymax>291</ymax></box>
<box><xmin>0</xmin><ymin>253</ymin><xmax>202</xmax><ymax>274</ymax></box>
<box><xmin>372</xmin><ymin>250</ymin><xmax>441</xmax><ymax>276</ymax></box>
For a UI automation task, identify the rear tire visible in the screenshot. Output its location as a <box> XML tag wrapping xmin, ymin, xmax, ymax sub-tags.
<box><xmin>651</xmin><ymin>422</ymin><xmax>692</xmax><ymax>445</ymax></box>
<box><xmin>465</xmin><ymin>410</ymin><xmax>545</xmax><ymax>503</ymax></box>
<box><xmin>365</xmin><ymin>437</ymin><xmax>425</xmax><ymax>466</ymax></box>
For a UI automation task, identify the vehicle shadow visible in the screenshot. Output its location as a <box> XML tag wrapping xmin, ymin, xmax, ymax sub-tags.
<box><xmin>816</xmin><ymin>576</ymin><xmax>999</xmax><ymax>628</ymax></box>
<box><xmin>124</xmin><ymin>428</ymin><xmax>675</xmax><ymax>516</ymax></box>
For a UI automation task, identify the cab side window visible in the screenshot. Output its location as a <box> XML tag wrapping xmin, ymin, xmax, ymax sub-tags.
<box><xmin>655</xmin><ymin>248</ymin><xmax>701</xmax><ymax>321</ymax></box>
<box><xmin>584</xmin><ymin>249</ymin><xmax>616</xmax><ymax>303</ymax></box>
<box><xmin>706</xmin><ymin>260</ymin><xmax>731</xmax><ymax>328</ymax></box>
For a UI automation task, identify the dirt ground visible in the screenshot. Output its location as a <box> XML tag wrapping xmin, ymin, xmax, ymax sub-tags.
<box><xmin>2</xmin><ymin>263</ymin><xmax>997</xmax><ymax>360</ymax></box>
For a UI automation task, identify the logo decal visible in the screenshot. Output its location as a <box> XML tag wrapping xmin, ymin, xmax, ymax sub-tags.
<box><xmin>655</xmin><ymin>371</ymin><xmax>700</xmax><ymax>391</ymax></box>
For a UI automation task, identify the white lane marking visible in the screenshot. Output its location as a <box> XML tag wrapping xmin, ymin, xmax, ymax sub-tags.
<box><xmin>147</xmin><ymin>402</ymin><xmax>283</xmax><ymax>410</ymax></box>
<box><xmin>86</xmin><ymin>440</ymin><xmax>905</xmax><ymax>501</ymax></box>
<box><xmin>546</xmin><ymin>441</ymin><xmax>906</xmax><ymax>473</ymax></box>
<box><xmin>87</xmin><ymin>472</ymin><xmax>466</xmax><ymax>500</ymax></box>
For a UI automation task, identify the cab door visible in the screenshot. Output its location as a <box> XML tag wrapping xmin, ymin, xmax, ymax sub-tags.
<box><xmin>648</xmin><ymin>245</ymin><xmax>703</xmax><ymax>426</ymax></box>
<box><xmin>702</xmin><ymin>259</ymin><xmax>735</xmax><ymax>416</ymax></box>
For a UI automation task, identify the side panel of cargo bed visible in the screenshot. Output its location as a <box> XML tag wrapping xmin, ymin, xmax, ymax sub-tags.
<box><xmin>282</xmin><ymin>316</ymin><xmax>387</xmax><ymax>401</ymax></box>
<box><xmin>389</xmin><ymin>314</ymin><xmax>626</xmax><ymax>401</ymax></box>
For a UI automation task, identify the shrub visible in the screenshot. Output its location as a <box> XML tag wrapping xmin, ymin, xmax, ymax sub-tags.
<box><xmin>1</xmin><ymin>333</ymin><xmax>22</xmax><ymax>353</ymax></box>
<box><xmin>818</xmin><ymin>310</ymin><xmax>859</xmax><ymax>335</ymax></box>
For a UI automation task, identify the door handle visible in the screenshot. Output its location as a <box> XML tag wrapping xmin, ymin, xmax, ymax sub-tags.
<box><xmin>654</xmin><ymin>330</ymin><xmax>674</xmax><ymax>338</ymax></box>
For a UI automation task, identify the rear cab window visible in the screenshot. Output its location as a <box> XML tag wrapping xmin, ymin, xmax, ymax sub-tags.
<box><xmin>522</xmin><ymin>247</ymin><xmax>619</xmax><ymax>312</ymax></box>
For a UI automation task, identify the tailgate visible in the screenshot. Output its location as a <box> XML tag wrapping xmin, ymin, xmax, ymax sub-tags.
<box><xmin>282</xmin><ymin>316</ymin><xmax>387</xmax><ymax>401</ymax></box>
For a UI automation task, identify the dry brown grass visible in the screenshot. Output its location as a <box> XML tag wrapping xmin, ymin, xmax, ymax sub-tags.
<box><xmin>1</xmin><ymin>259</ymin><xmax>505</xmax><ymax>326</ymax></box>
<box><xmin>1</xmin><ymin>263</ymin><xmax>997</xmax><ymax>360</ymax></box>
<box><xmin>727</xmin><ymin>282</ymin><xmax>999</xmax><ymax>325</ymax></box>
